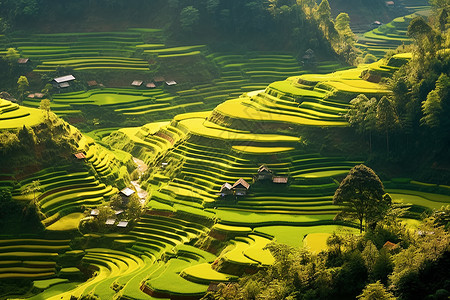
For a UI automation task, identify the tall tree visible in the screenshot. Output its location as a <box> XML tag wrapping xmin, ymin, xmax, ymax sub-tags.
<box><xmin>180</xmin><ymin>6</ymin><xmax>200</xmax><ymax>32</ymax></box>
<box><xmin>21</xmin><ymin>180</ymin><xmax>41</xmax><ymax>206</ymax></box>
<box><xmin>333</xmin><ymin>164</ymin><xmax>391</xmax><ymax>233</ymax></box>
<box><xmin>357</xmin><ymin>281</ymin><xmax>396</xmax><ymax>300</ymax></box>
<box><xmin>6</xmin><ymin>48</ymin><xmax>19</xmax><ymax>62</ymax></box>
<box><xmin>39</xmin><ymin>99</ymin><xmax>51</xmax><ymax>121</ymax></box>
<box><xmin>316</xmin><ymin>0</ymin><xmax>331</xmax><ymax>34</ymax></box>
<box><xmin>17</xmin><ymin>75</ymin><xmax>29</xmax><ymax>101</ymax></box>
<box><xmin>421</xmin><ymin>89</ymin><xmax>442</xmax><ymax>128</ymax></box>
<box><xmin>376</xmin><ymin>96</ymin><xmax>399</xmax><ymax>153</ymax></box>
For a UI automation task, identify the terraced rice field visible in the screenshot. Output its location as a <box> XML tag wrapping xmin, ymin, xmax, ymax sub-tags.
<box><xmin>356</xmin><ymin>9</ymin><xmax>430</xmax><ymax>57</ymax></box>
<box><xmin>3</xmin><ymin>13</ymin><xmax>448</xmax><ymax>298</ymax></box>
<box><xmin>0</xmin><ymin>238</ymin><xmax>78</xmax><ymax>284</ymax></box>
<box><xmin>0</xmin><ymin>98</ymin><xmax>44</xmax><ymax>129</ymax></box>
<box><xmin>4</xmin><ymin>30</ymin><xmax>159</xmax><ymax>72</ymax></box>
<box><xmin>13</xmin><ymin>165</ymin><xmax>117</xmax><ymax>226</ymax></box>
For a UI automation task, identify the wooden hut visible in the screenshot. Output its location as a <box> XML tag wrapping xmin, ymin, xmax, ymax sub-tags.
<box><xmin>257</xmin><ymin>165</ymin><xmax>273</xmax><ymax>181</ymax></box>
<box><xmin>232</xmin><ymin>178</ymin><xmax>250</xmax><ymax>196</ymax></box>
<box><xmin>219</xmin><ymin>183</ymin><xmax>233</xmax><ymax>197</ymax></box>
<box><xmin>52</xmin><ymin>75</ymin><xmax>75</xmax><ymax>88</ymax></box>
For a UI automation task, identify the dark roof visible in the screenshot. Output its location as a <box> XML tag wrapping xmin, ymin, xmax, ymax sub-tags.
<box><xmin>87</xmin><ymin>80</ymin><xmax>98</xmax><ymax>86</ymax></box>
<box><xmin>74</xmin><ymin>153</ymin><xmax>86</xmax><ymax>159</ymax></box>
<box><xmin>220</xmin><ymin>183</ymin><xmax>232</xmax><ymax>192</ymax></box>
<box><xmin>53</xmin><ymin>75</ymin><xmax>75</xmax><ymax>83</ymax></box>
<box><xmin>273</xmin><ymin>176</ymin><xmax>288</xmax><ymax>184</ymax></box>
<box><xmin>154</xmin><ymin>76</ymin><xmax>165</xmax><ymax>82</ymax></box>
<box><xmin>232</xmin><ymin>178</ymin><xmax>250</xmax><ymax>190</ymax></box>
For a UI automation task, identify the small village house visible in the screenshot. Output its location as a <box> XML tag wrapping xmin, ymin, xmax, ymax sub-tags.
<box><xmin>52</xmin><ymin>75</ymin><xmax>75</xmax><ymax>89</ymax></box>
<box><xmin>257</xmin><ymin>165</ymin><xmax>273</xmax><ymax>181</ymax></box>
<box><xmin>219</xmin><ymin>182</ymin><xmax>233</xmax><ymax>197</ymax></box>
<box><xmin>232</xmin><ymin>178</ymin><xmax>250</xmax><ymax>196</ymax></box>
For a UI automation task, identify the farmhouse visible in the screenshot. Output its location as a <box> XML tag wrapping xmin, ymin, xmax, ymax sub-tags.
<box><xmin>120</xmin><ymin>187</ymin><xmax>135</xmax><ymax>197</ymax></box>
<box><xmin>74</xmin><ymin>152</ymin><xmax>86</xmax><ymax>160</ymax></box>
<box><xmin>154</xmin><ymin>76</ymin><xmax>165</xmax><ymax>85</ymax></box>
<box><xmin>105</xmin><ymin>218</ymin><xmax>116</xmax><ymax>225</ymax></box>
<box><xmin>232</xmin><ymin>178</ymin><xmax>250</xmax><ymax>196</ymax></box>
<box><xmin>131</xmin><ymin>80</ymin><xmax>143</xmax><ymax>87</ymax></box>
<box><xmin>117</xmin><ymin>221</ymin><xmax>129</xmax><ymax>228</ymax></box>
<box><xmin>273</xmin><ymin>176</ymin><xmax>288</xmax><ymax>184</ymax></box>
<box><xmin>87</xmin><ymin>80</ymin><xmax>98</xmax><ymax>87</ymax></box>
<box><xmin>257</xmin><ymin>165</ymin><xmax>273</xmax><ymax>181</ymax></box>
<box><xmin>166</xmin><ymin>80</ymin><xmax>177</xmax><ymax>86</ymax></box>
<box><xmin>17</xmin><ymin>58</ymin><xmax>30</xmax><ymax>64</ymax></box>
<box><xmin>219</xmin><ymin>182</ymin><xmax>233</xmax><ymax>197</ymax></box>
<box><xmin>52</xmin><ymin>75</ymin><xmax>75</xmax><ymax>88</ymax></box>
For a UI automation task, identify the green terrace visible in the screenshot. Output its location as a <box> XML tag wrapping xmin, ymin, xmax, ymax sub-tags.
<box><xmin>356</xmin><ymin>9</ymin><xmax>430</xmax><ymax>57</ymax></box>
<box><xmin>0</xmin><ymin>238</ymin><xmax>78</xmax><ymax>282</ymax></box>
<box><xmin>0</xmin><ymin>98</ymin><xmax>45</xmax><ymax>129</ymax></box>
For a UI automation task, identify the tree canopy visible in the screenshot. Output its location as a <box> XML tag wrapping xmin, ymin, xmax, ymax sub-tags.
<box><xmin>333</xmin><ymin>164</ymin><xmax>391</xmax><ymax>232</ymax></box>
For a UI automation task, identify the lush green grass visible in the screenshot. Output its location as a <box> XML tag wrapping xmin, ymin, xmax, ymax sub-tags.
<box><xmin>255</xmin><ymin>225</ymin><xmax>358</xmax><ymax>247</ymax></box>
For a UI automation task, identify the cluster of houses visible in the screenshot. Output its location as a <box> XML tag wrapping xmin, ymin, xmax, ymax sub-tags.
<box><xmin>131</xmin><ymin>76</ymin><xmax>177</xmax><ymax>88</ymax></box>
<box><xmin>49</xmin><ymin>74</ymin><xmax>178</xmax><ymax>91</ymax></box>
<box><xmin>89</xmin><ymin>187</ymin><xmax>137</xmax><ymax>228</ymax></box>
<box><xmin>219</xmin><ymin>165</ymin><xmax>289</xmax><ymax>197</ymax></box>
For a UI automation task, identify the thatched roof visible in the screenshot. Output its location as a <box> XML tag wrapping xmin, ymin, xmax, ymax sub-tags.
<box><xmin>273</xmin><ymin>176</ymin><xmax>288</xmax><ymax>184</ymax></box>
<box><xmin>220</xmin><ymin>183</ymin><xmax>232</xmax><ymax>192</ymax></box>
<box><xmin>258</xmin><ymin>165</ymin><xmax>272</xmax><ymax>174</ymax></box>
<box><xmin>232</xmin><ymin>178</ymin><xmax>250</xmax><ymax>190</ymax></box>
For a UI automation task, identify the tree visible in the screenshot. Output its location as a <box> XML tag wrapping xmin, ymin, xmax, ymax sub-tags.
<box><xmin>39</xmin><ymin>99</ymin><xmax>51</xmax><ymax>121</ymax></box>
<box><xmin>126</xmin><ymin>194</ymin><xmax>142</xmax><ymax>220</ymax></box>
<box><xmin>333</xmin><ymin>164</ymin><xmax>391</xmax><ymax>233</ymax></box>
<box><xmin>6</xmin><ymin>48</ymin><xmax>19</xmax><ymax>62</ymax></box>
<box><xmin>376</xmin><ymin>96</ymin><xmax>399</xmax><ymax>153</ymax></box>
<box><xmin>21</xmin><ymin>180</ymin><xmax>41</xmax><ymax>205</ymax></box>
<box><xmin>345</xmin><ymin>95</ymin><xmax>377</xmax><ymax>152</ymax></box>
<box><xmin>206</xmin><ymin>0</ymin><xmax>220</xmax><ymax>14</ymax></box>
<box><xmin>180</xmin><ymin>6</ymin><xmax>200</xmax><ymax>31</ymax></box>
<box><xmin>316</xmin><ymin>0</ymin><xmax>331</xmax><ymax>34</ymax></box>
<box><xmin>335</xmin><ymin>12</ymin><xmax>350</xmax><ymax>32</ymax></box>
<box><xmin>41</xmin><ymin>83</ymin><xmax>53</xmax><ymax>100</ymax></box>
<box><xmin>109</xmin><ymin>194</ymin><xmax>123</xmax><ymax>208</ymax></box>
<box><xmin>357</xmin><ymin>281</ymin><xmax>396</xmax><ymax>300</ymax></box>
<box><xmin>17</xmin><ymin>75</ymin><xmax>29</xmax><ymax>100</ymax></box>
<box><xmin>421</xmin><ymin>90</ymin><xmax>442</xmax><ymax>128</ymax></box>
